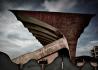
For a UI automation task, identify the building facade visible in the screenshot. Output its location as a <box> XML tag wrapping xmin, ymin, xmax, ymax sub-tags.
<box><xmin>91</xmin><ymin>46</ymin><xmax>98</xmax><ymax>58</ymax></box>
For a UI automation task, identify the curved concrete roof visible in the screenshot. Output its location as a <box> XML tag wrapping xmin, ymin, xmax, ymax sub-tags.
<box><xmin>11</xmin><ymin>11</ymin><xmax>63</xmax><ymax>45</ymax></box>
<box><xmin>11</xmin><ymin>10</ymin><xmax>94</xmax><ymax>60</ymax></box>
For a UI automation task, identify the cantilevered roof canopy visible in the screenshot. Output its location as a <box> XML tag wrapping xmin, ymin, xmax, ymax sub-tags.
<box><xmin>10</xmin><ymin>10</ymin><xmax>94</xmax><ymax>59</ymax></box>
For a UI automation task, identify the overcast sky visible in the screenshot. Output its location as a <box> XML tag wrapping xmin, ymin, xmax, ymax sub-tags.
<box><xmin>0</xmin><ymin>0</ymin><xmax>98</xmax><ymax>59</ymax></box>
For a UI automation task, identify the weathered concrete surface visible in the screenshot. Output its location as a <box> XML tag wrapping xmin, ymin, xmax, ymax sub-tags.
<box><xmin>11</xmin><ymin>10</ymin><xmax>94</xmax><ymax>62</ymax></box>
<box><xmin>12</xmin><ymin>37</ymin><xmax>69</xmax><ymax>64</ymax></box>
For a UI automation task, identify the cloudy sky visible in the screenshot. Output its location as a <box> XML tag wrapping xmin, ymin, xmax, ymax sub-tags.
<box><xmin>0</xmin><ymin>0</ymin><xmax>98</xmax><ymax>59</ymax></box>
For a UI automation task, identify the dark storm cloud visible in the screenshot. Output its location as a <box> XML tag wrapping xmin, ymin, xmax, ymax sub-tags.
<box><xmin>0</xmin><ymin>0</ymin><xmax>97</xmax><ymax>13</ymax></box>
<box><xmin>43</xmin><ymin>0</ymin><xmax>77</xmax><ymax>11</ymax></box>
<box><xmin>73</xmin><ymin>0</ymin><xmax>98</xmax><ymax>13</ymax></box>
<box><xmin>0</xmin><ymin>0</ymin><xmax>44</xmax><ymax>11</ymax></box>
<box><xmin>76</xmin><ymin>0</ymin><xmax>98</xmax><ymax>5</ymax></box>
